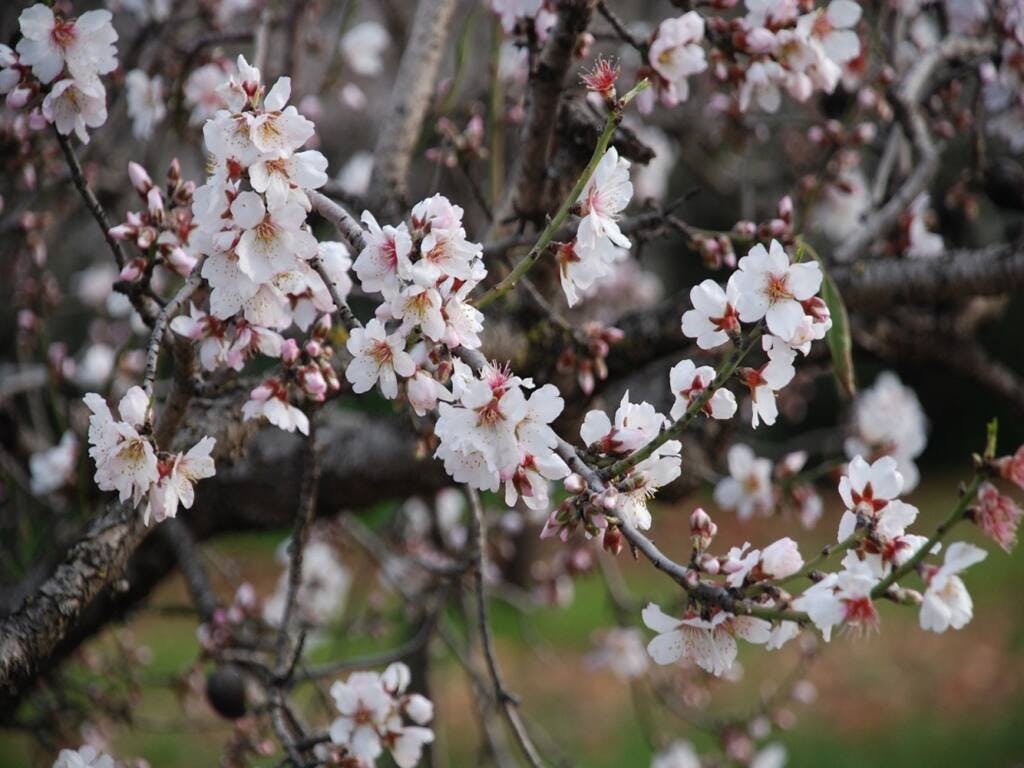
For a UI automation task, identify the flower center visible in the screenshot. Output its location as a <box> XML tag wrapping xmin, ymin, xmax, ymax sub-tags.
<box><xmin>51</xmin><ymin>18</ymin><xmax>77</xmax><ymax>49</ymax></box>
<box><xmin>369</xmin><ymin>340</ymin><xmax>394</xmax><ymax>366</ymax></box>
<box><xmin>763</xmin><ymin>273</ymin><xmax>793</xmax><ymax>304</ymax></box>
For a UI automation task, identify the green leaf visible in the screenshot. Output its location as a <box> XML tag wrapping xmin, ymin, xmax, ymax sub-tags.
<box><xmin>817</xmin><ymin>257</ymin><xmax>856</xmax><ymax>399</ymax></box>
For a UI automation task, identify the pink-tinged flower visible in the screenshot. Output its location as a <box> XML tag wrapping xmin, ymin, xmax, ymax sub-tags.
<box><xmin>681</xmin><ymin>279</ymin><xmax>741</xmax><ymax>349</ymax></box>
<box><xmin>839</xmin><ymin>455</ymin><xmax>903</xmax><ymax>516</ymax></box>
<box><xmin>216</xmin><ymin>54</ymin><xmax>262</xmax><ymax>113</ymax></box>
<box><xmin>760</xmin><ymin>537</ymin><xmax>803</xmax><ymax>579</ymax></box>
<box><xmin>125</xmin><ymin>69</ymin><xmax>166</xmax><ymax>140</ymax></box>
<box><xmin>971</xmin><ymin>482</ymin><xmax>1022</xmax><ymax>553</ymax></box>
<box><xmin>729</xmin><ymin>239</ymin><xmax>823</xmax><ymax>341</ymax></box>
<box><xmin>144</xmin><ymin>436</ymin><xmax>216</xmax><ymax>525</ymax></box>
<box><xmin>642</xmin><ymin>603</ymin><xmax>770</xmax><ymax>677</ymax></box>
<box><xmin>329</xmin><ymin>672</ymin><xmax>391</xmax><ymax>762</ymax></box>
<box><xmin>242</xmin><ymin>380</ymin><xmax>309</xmax><ymax>434</ymax></box>
<box><xmin>184</xmin><ymin>62</ymin><xmax>228</xmax><ymax>125</ymax></box>
<box><xmin>997</xmin><ymin>445</ymin><xmax>1024</xmax><ymax>491</ymax></box>
<box><xmin>920</xmin><ymin>541</ymin><xmax>987</xmax><ymax>633</ymax></box>
<box><xmin>668</xmin><ymin>359</ymin><xmax>736</xmax><ymax>421</ymax></box>
<box><xmin>739</xmin><ymin>334</ymin><xmax>796</xmax><ymax>428</ymax></box>
<box><xmin>232</xmin><ymin>191</ymin><xmax>318</xmax><ymax>283</ymax></box>
<box><xmin>407</xmin><ymin>369</ymin><xmax>454</xmax><ymax>417</ymax></box>
<box><xmin>648</xmin><ymin>12</ymin><xmax>707</xmax><ymax>106</ymax></box>
<box><xmin>505</xmin><ymin>451</ymin><xmax>570</xmax><ymax>511</ymax></box>
<box><xmin>738</xmin><ymin>60</ymin><xmax>784</xmax><ymax>113</ymax></box>
<box><xmin>556</xmin><ymin>236</ymin><xmax>627</xmax><ymax>308</ymax></box>
<box><xmin>354</xmin><ymin>211</ymin><xmax>413</xmax><ymax>298</ymax></box>
<box><xmin>722</xmin><ymin>542</ymin><xmax>760</xmax><ymax>587</ymax></box>
<box><xmin>792</xmin><ymin>559</ymin><xmax>880</xmax><ymax>641</ymax></box>
<box><xmin>345</xmin><ymin>319</ymin><xmax>416</xmax><ymax>400</ymax></box>
<box><xmin>576</xmin><ymin>147</ymin><xmax>633</xmax><ymax>250</ymax></box>
<box><xmin>714</xmin><ymin>444</ymin><xmax>775</xmax><ymax>520</ymax></box>
<box><xmin>391</xmin><ymin>285</ymin><xmax>445</xmax><ymax>341</ymax></box>
<box><xmin>248</xmin><ymin>77</ymin><xmax>316</xmax><ymax>155</ymax></box>
<box><xmin>249</xmin><ymin>149</ymin><xmax>328</xmax><ymax>210</ymax></box>
<box><xmin>580</xmin><ymin>391</ymin><xmax>665</xmax><ymax>456</ymax></box>
<box><xmin>170</xmin><ymin>303</ymin><xmax>230</xmax><ymax>371</ymax></box>
<box><xmin>84</xmin><ymin>388</ymin><xmax>159</xmax><ymax>508</ymax></box>
<box><xmin>42</xmin><ymin>77</ymin><xmax>108</xmax><ymax>144</ymax></box>
<box><xmin>17</xmin><ymin>5</ymin><xmax>117</xmax><ymax>85</ymax></box>
<box><xmin>798</xmin><ymin>0</ymin><xmax>862</xmax><ymax>65</ymax></box>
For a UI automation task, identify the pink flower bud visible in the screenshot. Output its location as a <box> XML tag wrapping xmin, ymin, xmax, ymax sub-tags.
<box><xmin>305</xmin><ymin>340</ymin><xmax>322</xmax><ymax>358</ymax></box>
<box><xmin>280</xmin><ymin>338</ymin><xmax>300</xmax><ymax>365</ymax></box>
<box><xmin>129</xmin><ymin>161</ymin><xmax>153</xmax><ymax>195</ymax></box>
<box><xmin>250</xmin><ymin>383</ymin><xmax>273</xmax><ymax>402</ymax></box>
<box><xmin>563</xmin><ymin>474</ymin><xmax>585</xmax><ymax>495</ymax></box>
<box><xmin>745</xmin><ymin>27</ymin><xmax>777</xmax><ymax>54</ymax></box>
<box><xmin>6</xmin><ymin>87</ymin><xmax>30</xmax><ymax>110</ymax></box>
<box><xmin>108</xmin><ymin>224</ymin><xmax>135</xmax><ymax>241</ymax></box>
<box><xmin>146</xmin><ymin>186</ymin><xmax>164</xmax><ymax>218</ymax></box>
<box><xmin>119</xmin><ymin>259</ymin><xmax>145</xmax><ymax>283</ymax></box>
<box><xmin>165</xmin><ymin>247</ymin><xmax>197</xmax><ymax>276</ymax></box>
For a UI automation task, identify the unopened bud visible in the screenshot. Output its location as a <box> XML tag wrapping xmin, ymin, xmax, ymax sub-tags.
<box><xmin>602</xmin><ymin>526</ymin><xmax>623</xmax><ymax>555</ymax></box>
<box><xmin>128</xmin><ymin>161</ymin><xmax>153</xmax><ymax>195</ymax></box>
<box><xmin>563</xmin><ymin>473</ymin><xmax>585</xmax><ymax>495</ymax></box>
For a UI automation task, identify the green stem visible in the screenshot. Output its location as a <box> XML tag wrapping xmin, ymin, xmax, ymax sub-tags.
<box><xmin>602</xmin><ymin>327</ymin><xmax>763</xmax><ymax>480</ymax></box>
<box><xmin>474</xmin><ymin>80</ymin><xmax>649</xmax><ymax>310</ymax></box>
<box><xmin>870</xmin><ymin>473</ymin><xmax>983</xmax><ymax>599</ymax></box>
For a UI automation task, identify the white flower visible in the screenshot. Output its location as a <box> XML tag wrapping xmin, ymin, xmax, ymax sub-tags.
<box><xmin>242</xmin><ymin>382</ymin><xmax>309</xmax><ymax>434</ymax></box>
<box><xmin>233</xmin><ymin>192</ymin><xmax>318</xmax><ymax>283</ymax></box>
<box><xmin>336</xmin><ymin>151</ymin><xmax>374</xmax><ymax>196</ymax></box>
<box><xmin>739</xmin><ymin>60</ymin><xmax>783</xmax><ymax>112</ymax></box>
<box><xmin>741</xmin><ymin>334</ymin><xmax>796</xmax><ymax>428</ymax></box>
<box><xmin>649</xmin><ymin>13</ymin><xmax>707</xmax><ymax>105</ymax></box>
<box><xmin>580</xmin><ymin>391</ymin><xmax>663</xmax><ymax>456</ymax></box>
<box><xmin>651</xmin><ymin>740</ymin><xmax>701</xmax><ymax>768</ymax></box>
<box><xmin>557</xmin><ymin>235</ymin><xmax>627</xmax><ymax>307</ymax></box>
<box><xmin>42</xmin><ymin>77</ymin><xmax>108</xmax><ymax>144</ymax></box>
<box><xmin>407</xmin><ymin>369</ymin><xmax>454</xmax><ymax>417</ymax></box>
<box><xmin>354</xmin><ymin>211</ymin><xmax>413</xmax><ymax>298</ymax></box>
<box><xmin>84</xmin><ymin>388</ymin><xmax>159</xmax><ymax>508</ymax></box>
<box><xmin>723</xmin><ymin>542</ymin><xmax>760</xmax><ymax>588</ymax></box>
<box><xmin>920</xmin><ymin>541</ymin><xmax>987</xmax><ymax>633</ymax></box>
<box><xmin>345</xmin><ymin>319</ymin><xmax>416</xmax><ymax>399</ymax></box>
<box><xmin>642</xmin><ymin>603</ymin><xmax>770</xmax><ymax>677</ymax></box>
<box><xmin>340</xmin><ymin>21</ymin><xmax>391</xmax><ymax>76</ymax></box>
<box><xmin>329</xmin><ymin>672</ymin><xmax>391</xmax><ymax>762</ymax></box>
<box><xmin>265</xmin><ymin>540</ymin><xmax>351</xmax><ymax>627</ymax></box>
<box><xmin>714</xmin><ymin>444</ymin><xmax>773</xmax><ymax>520</ymax></box>
<box><xmin>52</xmin><ymin>745</ymin><xmax>115</xmax><ymax>768</ymax></box>
<box><xmin>810</xmin><ymin>168</ymin><xmax>870</xmax><ymax>243</ymax></box>
<box><xmin>125</xmin><ymin>69</ymin><xmax>166</xmax><ymax>140</ymax></box>
<box><xmin>143</xmin><ymin>436</ymin><xmax>216</xmax><ymax>525</ymax></box>
<box><xmin>17</xmin><ymin>5</ymin><xmax>117</xmax><ymax>85</ymax></box>
<box><xmin>217</xmin><ymin>54</ymin><xmax>261</xmax><ymax>112</ymax></box>
<box><xmin>249</xmin><ymin>77</ymin><xmax>315</xmax><ymax>155</ymax></box>
<box><xmin>435</xmin><ymin>375</ymin><xmax>527</xmax><ymax>479</ymax></box>
<box><xmin>791</xmin><ymin>559</ymin><xmax>879</xmax><ymax>641</ymax></box>
<box><xmin>760</xmin><ymin>537</ymin><xmax>803</xmax><ymax>579</ymax></box>
<box><xmin>316</xmin><ymin>241</ymin><xmax>354</xmax><ymax>302</ymax></box>
<box><xmin>729</xmin><ymin>239</ymin><xmax>822</xmax><ymax>341</ymax></box>
<box><xmin>846</xmin><ymin>372</ymin><xmax>927</xmax><ymax>492</ymax></box>
<box><xmin>576</xmin><ymin>147</ymin><xmax>633</xmax><ymax>250</ymax></box>
<box><xmin>681</xmin><ymin>279</ymin><xmax>741</xmax><ymax>349</ymax></box>
<box><xmin>589</xmin><ymin>627</ymin><xmax>650</xmax><ymax>680</ymax></box>
<box><xmin>249</xmin><ymin>149</ymin><xmax>329</xmax><ymax>210</ymax></box>
<box><xmin>838</xmin><ymin>455</ymin><xmax>904</xmax><ymax>516</ymax></box>
<box><xmin>29</xmin><ymin>431</ymin><xmax>78</xmax><ymax>495</ymax></box>
<box><xmin>668</xmin><ymin>359</ymin><xmax>737</xmax><ymax>421</ymax></box>
<box><xmin>798</xmin><ymin>0</ymin><xmax>862</xmax><ymax>65</ymax></box>
<box><xmin>183</xmin><ymin>62</ymin><xmax>227</xmax><ymax>124</ymax></box>
<box><xmin>73</xmin><ymin>343</ymin><xmax>116</xmax><ymax>388</ymax></box>
<box><xmin>391</xmin><ymin>285</ymin><xmax>446</xmax><ymax>341</ymax></box>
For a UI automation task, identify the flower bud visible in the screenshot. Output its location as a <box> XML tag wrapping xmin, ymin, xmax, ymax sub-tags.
<box><xmin>129</xmin><ymin>161</ymin><xmax>153</xmax><ymax>195</ymax></box>
<box><xmin>280</xmin><ymin>338</ymin><xmax>300</xmax><ymax>365</ymax></box>
<box><xmin>602</xmin><ymin>526</ymin><xmax>623</xmax><ymax>555</ymax></box>
<box><xmin>564</xmin><ymin>473</ymin><xmax>585</xmax><ymax>494</ymax></box>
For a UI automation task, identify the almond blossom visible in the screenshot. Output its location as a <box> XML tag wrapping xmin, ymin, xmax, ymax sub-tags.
<box><xmin>242</xmin><ymin>380</ymin><xmax>310</xmax><ymax>434</ymax></box>
<box><xmin>125</xmin><ymin>69</ymin><xmax>166</xmax><ymax>140</ymax></box>
<box><xmin>353</xmin><ymin>212</ymin><xmax>414</xmax><ymax>298</ymax></box>
<box><xmin>29</xmin><ymin>431</ymin><xmax>79</xmax><ymax>495</ymax></box>
<box><xmin>729</xmin><ymin>239</ymin><xmax>823</xmax><ymax>341</ymax></box>
<box><xmin>739</xmin><ymin>334</ymin><xmax>796</xmax><ymax>428</ymax></box>
<box><xmin>84</xmin><ymin>387</ymin><xmax>158</xmax><ymax>508</ymax></box>
<box><xmin>647</xmin><ymin>12</ymin><xmax>707</xmax><ymax>107</ymax></box>
<box><xmin>556</xmin><ymin>236</ymin><xmax>627</xmax><ymax>308</ymax></box>
<box><xmin>575</xmin><ymin>147</ymin><xmax>633</xmax><ymax>251</ymax></box>
<box><xmin>17</xmin><ymin>5</ymin><xmax>118</xmax><ymax>85</ymax></box>
<box><xmin>345</xmin><ymin>319</ymin><xmax>417</xmax><ymax>399</ymax></box>
<box><xmin>264</xmin><ymin>539</ymin><xmax>351</xmax><ymax>628</ymax></box>
<box><xmin>792</xmin><ymin>558</ymin><xmax>880</xmax><ymax>641</ymax></box>
<box><xmin>681</xmin><ymin>279</ymin><xmax>741</xmax><ymax>349</ymax></box>
<box><xmin>144</xmin><ymin>437</ymin><xmax>217</xmax><ymax>525</ymax></box>
<box><xmin>919</xmin><ymin>542</ymin><xmax>987</xmax><ymax>633</ymax></box>
<box><xmin>340</xmin><ymin>21</ymin><xmax>391</xmax><ymax>77</ymax></box>
<box><xmin>642</xmin><ymin>603</ymin><xmax>771</xmax><ymax>677</ymax></box>
<box><xmin>971</xmin><ymin>482</ymin><xmax>1022</xmax><ymax>552</ymax></box>
<box><xmin>42</xmin><ymin>77</ymin><xmax>107</xmax><ymax>143</ymax></box>
<box><xmin>797</xmin><ymin>0</ymin><xmax>862</xmax><ymax>66</ymax></box>
<box><xmin>838</xmin><ymin>455</ymin><xmax>904</xmax><ymax>517</ymax></box>
<box><xmin>668</xmin><ymin>359</ymin><xmax>737</xmax><ymax>420</ymax></box>
<box><xmin>714</xmin><ymin>444</ymin><xmax>774</xmax><ymax>520</ymax></box>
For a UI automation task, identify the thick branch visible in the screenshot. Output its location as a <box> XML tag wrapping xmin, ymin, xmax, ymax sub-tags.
<box><xmin>368</xmin><ymin>0</ymin><xmax>459</xmax><ymax>214</ymax></box>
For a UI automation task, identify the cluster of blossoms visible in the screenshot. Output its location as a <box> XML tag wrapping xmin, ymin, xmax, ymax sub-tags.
<box><xmin>345</xmin><ymin>194</ymin><xmax>486</xmax><ymax>401</ymax></box>
<box><xmin>714</xmin><ymin>446</ymin><xmax>824</xmax><ymax>527</ymax></box>
<box><xmin>682</xmin><ymin>238</ymin><xmax>828</xmax><ymax>427</ymax></box>
<box><xmin>558</xmin><ymin>147</ymin><xmax>632</xmax><ymax>306</ymax></box>
<box><xmin>111</xmin><ymin>160</ymin><xmax>200</xmax><ymax>280</ymax></box>
<box><xmin>0</xmin><ymin>4</ymin><xmax>118</xmax><ymax>143</ymax></box>
<box><xmin>83</xmin><ymin>386</ymin><xmax>216</xmax><ymax>525</ymax></box>
<box><xmin>327</xmin><ymin>663</ymin><xmax>434</xmax><ymax>768</ymax></box>
<box><xmin>630</xmin><ymin>1</ymin><xmax>863</xmax><ymax>115</ymax></box>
